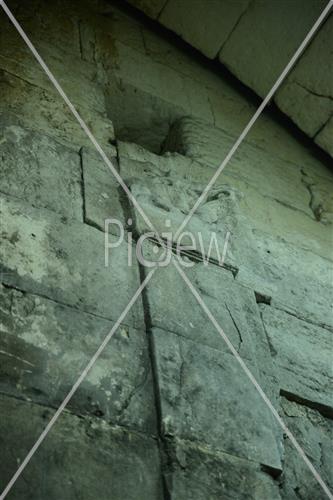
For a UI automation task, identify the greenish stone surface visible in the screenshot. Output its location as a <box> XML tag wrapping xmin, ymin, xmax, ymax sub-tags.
<box><xmin>0</xmin><ymin>284</ymin><xmax>156</xmax><ymax>433</ymax></box>
<box><xmin>0</xmin><ymin>395</ymin><xmax>163</xmax><ymax>500</ymax></box>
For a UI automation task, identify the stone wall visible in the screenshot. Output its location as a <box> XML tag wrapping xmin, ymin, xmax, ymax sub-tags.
<box><xmin>127</xmin><ymin>0</ymin><xmax>333</xmax><ymax>158</ymax></box>
<box><xmin>0</xmin><ymin>1</ymin><xmax>332</xmax><ymax>499</ymax></box>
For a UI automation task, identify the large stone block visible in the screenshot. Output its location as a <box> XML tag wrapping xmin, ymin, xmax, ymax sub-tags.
<box><xmin>0</xmin><ymin>118</ymin><xmax>83</xmax><ymax>221</ymax></box>
<box><xmin>164</xmin><ymin>438</ymin><xmax>281</xmax><ymax>500</ymax></box>
<box><xmin>259</xmin><ymin>305</ymin><xmax>333</xmax><ymax>415</ymax></box>
<box><xmin>142</xmin><ymin>243</ymin><xmax>267</xmax><ymax>364</ymax></box>
<box><xmin>0</xmin><ymin>71</ymin><xmax>115</xmax><ymax>150</ymax></box>
<box><xmin>0</xmin><ymin>395</ymin><xmax>163</xmax><ymax>499</ymax></box>
<box><xmin>0</xmin><ymin>194</ymin><xmax>143</xmax><ymax>328</ymax></box>
<box><xmin>278</xmin><ymin>397</ymin><xmax>333</xmax><ymax>500</ymax></box>
<box><xmin>0</xmin><ymin>284</ymin><xmax>156</xmax><ymax>433</ymax></box>
<box><xmin>218</xmin><ymin>0</ymin><xmax>327</xmax><ymax>97</ymax></box>
<box><xmin>233</xmin><ymin>228</ymin><xmax>333</xmax><ymax>331</ymax></box>
<box><xmin>152</xmin><ymin>327</ymin><xmax>282</xmax><ymax>470</ymax></box>
<box><xmin>159</xmin><ymin>0</ymin><xmax>250</xmax><ymax>59</ymax></box>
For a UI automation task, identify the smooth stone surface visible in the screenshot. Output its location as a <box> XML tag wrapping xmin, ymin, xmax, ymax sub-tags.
<box><xmin>159</xmin><ymin>0</ymin><xmax>250</xmax><ymax>59</ymax></box>
<box><xmin>218</xmin><ymin>0</ymin><xmax>327</xmax><ymax>96</ymax></box>
<box><xmin>0</xmin><ymin>395</ymin><xmax>163</xmax><ymax>500</ymax></box>
<box><xmin>0</xmin><ymin>119</ymin><xmax>83</xmax><ymax>221</ymax></box>
<box><xmin>0</xmin><ymin>284</ymin><xmax>156</xmax><ymax>433</ymax></box>
<box><xmin>0</xmin><ymin>194</ymin><xmax>144</xmax><ymax>328</ymax></box>
<box><xmin>259</xmin><ymin>305</ymin><xmax>333</xmax><ymax>414</ymax></box>
<box><xmin>152</xmin><ymin>327</ymin><xmax>282</xmax><ymax>470</ymax></box>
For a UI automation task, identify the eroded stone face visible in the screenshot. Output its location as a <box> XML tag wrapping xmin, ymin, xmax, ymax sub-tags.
<box><xmin>164</xmin><ymin>438</ymin><xmax>282</xmax><ymax>500</ymax></box>
<box><xmin>259</xmin><ymin>305</ymin><xmax>333</xmax><ymax>414</ymax></box>
<box><xmin>152</xmin><ymin>327</ymin><xmax>283</xmax><ymax>471</ymax></box>
<box><xmin>0</xmin><ymin>395</ymin><xmax>164</xmax><ymax>500</ymax></box>
<box><xmin>0</xmin><ymin>284</ymin><xmax>156</xmax><ymax>433</ymax></box>
<box><xmin>0</xmin><ymin>194</ymin><xmax>143</xmax><ymax>328</ymax></box>
<box><xmin>279</xmin><ymin>397</ymin><xmax>333</xmax><ymax>500</ymax></box>
<box><xmin>0</xmin><ymin>119</ymin><xmax>83</xmax><ymax>221</ymax></box>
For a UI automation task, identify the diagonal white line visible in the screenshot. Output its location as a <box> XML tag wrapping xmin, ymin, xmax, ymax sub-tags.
<box><xmin>173</xmin><ymin>259</ymin><xmax>333</xmax><ymax>500</ymax></box>
<box><xmin>0</xmin><ymin>0</ymin><xmax>164</xmax><ymax>246</ymax></box>
<box><xmin>173</xmin><ymin>0</ymin><xmax>333</xmax><ymax>241</ymax></box>
<box><xmin>0</xmin><ymin>268</ymin><xmax>156</xmax><ymax>500</ymax></box>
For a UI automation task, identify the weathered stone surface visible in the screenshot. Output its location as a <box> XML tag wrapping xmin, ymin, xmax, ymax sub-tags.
<box><xmin>0</xmin><ymin>395</ymin><xmax>163</xmax><ymax>499</ymax></box>
<box><xmin>0</xmin><ymin>71</ymin><xmax>115</xmax><ymax>150</ymax></box>
<box><xmin>142</xmin><ymin>242</ymin><xmax>265</xmax><ymax>363</ymax></box>
<box><xmin>81</xmin><ymin>147</ymin><xmax>126</xmax><ymax>234</ymax></box>
<box><xmin>233</xmin><ymin>228</ymin><xmax>333</xmax><ymax>330</ymax></box>
<box><xmin>0</xmin><ymin>0</ymin><xmax>82</xmax><ymax>58</ymax></box>
<box><xmin>259</xmin><ymin>305</ymin><xmax>333</xmax><ymax>414</ymax></box>
<box><xmin>164</xmin><ymin>115</ymin><xmax>333</xmax><ymax>181</ymax></box>
<box><xmin>164</xmin><ymin>438</ymin><xmax>281</xmax><ymax>500</ymax></box>
<box><xmin>218</xmin><ymin>0</ymin><xmax>327</xmax><ymax>97</ymax></box>
<box><xmin>0</xmin><ymin>284</ymin><xmax>156</xmax><ymax>433</ymax></box>
<box><xmin>119</xmin><ymin>140</ymin><xmax>333</xmax><ymax>263</ymax></box>
<box><xmin>279</xmin><ymin>397</ymin><xmax>333</xmax><ymax>500</ymax></box>
<box><xmin>159</xmin><ymin>0</ymin><xmax>250</xmax><ymax>59</ymax></box>
<box><xmin>164</xmin><ymin>116</ymin><xmax>313</xmax><ymax>212</ymax></box>
<box><xmin>152</xmin><ymin>327</ymin><xmax>282</xmax><ymax>470</ymax></box>
<box><xmin>275</xmin><ymin>16</ymin><xmax>333</xmax><ymax>141</ymax></box>
<box><xmin>118</xmin><ymin>140</ymin><xmax>242</xmax><ymax>265</ymax></box>
<box><xmin>276</xmin><ymin>81</ymin><xmax>333</xmax><ymax>139</ymax></box>
<box><xmin>0</xmin><ymin>118</ymin><xmax>83</xmax><ymax>221</ymax></box>
<box><xmin>0</xmin><ymin>194</ymin><xmax>143</xmax><ymax>328</ymax></box>
<box><xmin>302</xmin><ymin>166</ymin><xmax>333</xmax><ymax>225</ymax></box>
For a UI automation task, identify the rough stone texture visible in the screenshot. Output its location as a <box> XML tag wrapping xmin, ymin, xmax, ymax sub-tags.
<box><xmin>0</xmin><ymin>395</ymin><xmax>163</xmax><ymax>500</ymax></box>
<box><xmin>1</xmin><ymin>0</ymin><xmax>333</xmax><ymax>497</ymax></box>
<box><xmin>260</xmin><ymin>305</ymin><xmax>333</xmax><ymax>415</ymax></box>
<box><xmin>0</xmin><ymin>117</ymin><xmax>83</xmax><ymax>221</ymax></box>
<box><xmin>0</xmin><ymin>194</ymin><xmax>143</xmax><ymax>328</ymax></box>
<box><xmin>279</xmin><ymin>397</ymin><xmax>333</xmax><ymax>500</ymax></box>
<box><xmin>0</xmin><ymin>71</ymin><xmax>115</xmax><ymax>150</ymax></box>
<box><xmin>233</xmin><ymin>228</ymin><xmax>333</xmax><ymax>331</ymax></box>
<box><xmin>159</xmin><ymin>0</ymin><xmax>250</xmax><ymax>59</ymax></box>
<box><xmin>164</xmin><ymin>438</ymin><xmax>281</xmax><ymax>500</ymax></box>
<box><xmin>163</xmin><ymin>117</ymin><xmax>333</xmax><ymax>261</ymax></box>
<box><xmin>152</xmin><ymin>327</ymin><xmax>282</xmax><ymax>470</ymax></box>
<box><xmin>81</xmin><ymin>147</ymin><xmax>126</xmax><ymax>234</ymax></box>
<box><xmin>0</xmin><ymin>284</ymin><xmax>156</xmax><ymax>433</ymax></box>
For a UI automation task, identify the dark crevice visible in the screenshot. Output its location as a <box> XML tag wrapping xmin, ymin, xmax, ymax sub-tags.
<box><xmin>255</xmin><ymin>291</ymin><xmax>272</xmax><ymax>305</ymax></box>
<box><xmin>138</xmin><ymin>261</ymin><xmax>171</xmax><ymax>500</ymax></box>
<box><xmin>79</xmin><ymin>147</ymin><xmax>87</xmax><ymax>224</ymax></box>
<box><xmin>280</xmin><ymin>389</ymin><xmax>333</xmax><ymax>420</ymax></box>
